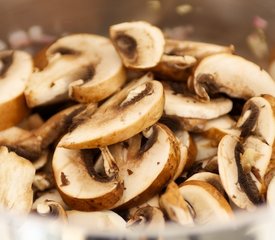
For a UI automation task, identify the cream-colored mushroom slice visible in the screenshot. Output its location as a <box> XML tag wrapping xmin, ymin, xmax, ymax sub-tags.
<box><xmin>0</xmin><ymin>126</ymin><xmax>31</xmax><ymax>145</ymax></box>
<box><xmin>59</xmin><ymin>76</ymin><xmax>164</xmax><ymax>149</ymax></box>
<box><xmin>218</xmin><ymin>135</ymin><xmax>264</xmax><ymax>210</ymax></box>
<box><xmin>110</xmin><ymin>21</ymin><xmax>164</xmax><ymax>69</ymax></box>
<box><xmin>25</xmin><ymin>34</ymin><xmax>126</xmax><ymax>106</ymax></box>
<box><xmin>159</xmin><ymin>182</ymin><xmax>194</xmax><ymax>226</ymax></box>
<box><xmin>52</xmin><ymin>146</ymin><xmax>123</xmax><ymax>211</ymax></box>
<box><xmin>32</xmin><ymin>189</ymin><xmax>68</xmax><ymax>210</ymax></box>
<box><xmin>192</xmin><ymin>53</ymin><xmax>275</xmax><ymax>101</ymax></box>
<box><xmin>0</xmin><ymin>50</ymin><xmax>32</xmax><ymax>130</ymax></box>
<box><xmin>109</xmin><ymin>124</ymin><xmax>180</xmax><ymax>209</ymax></box>
<box><xmin>179</xmin><ymin>180</ymin><xmax>233</xmax><ymax>224</ymax></box>
<box><xmin>237</xmin><ymin>96</ymin><xmax>275</xmax><ymax>146</ymax></box>
<box><xmin>164</xmin><ymin>87</ymin><xmax>232</xmax><ymax>119</ymax></box>
<box><xmin>67</xmin><ymin>210</ymin><xmax>126</xmax><ymax>231</ymax></box>
<box><xmin>127</xmin><ymin>206</ymin><xmax>165</xmax><ymax>231</ymax></box>
<box><xmin>193</xmin><ymin>134</ymin><xmax>218</xmax><ymax>161</ymax></box>
<box><xmin>36</xmin><ymin>200</ymin><xmax>68</xmax><ymax>223</ymax></box>
<box><xmin>152</xmin><ymin>54</ymin><xmax>197</xmax><ymax>81</ymax></box>
<box><xmin>0</xmin><ymin>146</ymin><xmax>35</xmax><ymax>214</ymax></box>
<box><xmin>165</xmin><ymin>39</ymin><xmax>234</xmax><ymax>60</ymax></box>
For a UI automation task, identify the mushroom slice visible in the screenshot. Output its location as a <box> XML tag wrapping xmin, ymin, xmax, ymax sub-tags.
<box><xmin>218</xmin><ymin>135</ymin><xmax>266</xmax><ymax>210</ymax></box>
<box><xmin>36</xmin><ymin>200</ymin><xmax>68</xmax><ymax>223</ymax></box>
<box><xmin>110</xmin><ymin>123</ymin><xmax>180</xmax><ymax>209</ymax></box>
<box><xmin>25</xmin><ymin>34</ymin><xmax>126</xmax><ymax>106</ymax></box>
<box><xmin>165</xmin><ymin>39</ymin><xmax>234</xmax><ymax>60</ymax></box>
<box><xmin>164</xmin><ymin>86</ymin><xmax>232</xmax><ymax>119</ymax></box>
<box><xmin>179</xmin><ymin>180</ymin><xmax>233</xmax><ymax>224</ymax></box>
<box><xmin>18</xmin><ymin>113</ymin><xmax>44</xmax><ymax>130</ymax></box>
<box><xmin>159</xmin><ymin>182</ymin><xmax>194</xmax><ymax>226</ymax></box>
<box><xmin>0</xmin><ymin>126</ymin><xmax>31</xmax><ymax>145</ymax></box>
<box><xmin>67</xmin><ymin>210</ymin><xmax>126</xmax><ymax>231</ymax></box>
<box><xmin>152</xmin><ymin>54</ymin><xmax>196</xmax><ymax>81</ymax></box>
<box><xmin>52</xmin><ymin>146</ymin><xmax>123</xmax><ymax>211</ymax></box>
<box><xmin>266</xmin><ymin>174</ymin><xmax>275</xmax><ymax>208</ymax></box>
<box><xmin>59</xmin><ymin>76</ymin><xmax>164</xmax><ymax>149</ymax></box>
<box><xmin>187</xmin><ymin>156</ymin><xmax>219</xmax><ymax>177</ymax></box>
<box><xmin>192</xmin><ymin>53</ymin><xmax>275</xmax><ymax>101</ymax></box>
<box><xmin>0</xmin><ymin>50</ymin><xmax>32</xmax><ymax>130</ymax></box>
<box><xmin>127</xmin><ymin>206</ymin><xmax>165</xmax><ymax>231</ymax></box>
<box><xmin>0</xmin><ymin>146</ymin><xmax>35</xmax><ymax>214</ymax></box>
<box><xmin>110</xmin><ymin>21</ymin><xmax>165</xmax><ymax>69</ymax></box>
<box><xmin>193</xmin><ymin>135</ymin><xmax>218</xmax><ymax>161</ymax></box>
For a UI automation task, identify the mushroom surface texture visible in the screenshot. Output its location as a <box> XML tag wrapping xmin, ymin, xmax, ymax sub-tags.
<box><xmin>110</xmin><ymin>21</ymin><xmax>165</xmax><ymax>69</ymax></box>
<box><xmin>0</xmin><ymin>50</ymin><xmax>32</xmax><ymax>130</ymax></box>
<box><xmin>25</xmin><ymin>34</ymin><xmax>126</xmax><ymax>106</ymax></box>
<box><xmin>59</xmin><ymin>75</ymin><xmax>164</xmax><ymax>149</ymax></box>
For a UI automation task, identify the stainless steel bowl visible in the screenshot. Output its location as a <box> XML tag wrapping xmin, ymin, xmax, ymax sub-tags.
<box><xmin>1</xmin><ymin>0</ymin><xmax>275</xmax><ymax>239</ymax></box>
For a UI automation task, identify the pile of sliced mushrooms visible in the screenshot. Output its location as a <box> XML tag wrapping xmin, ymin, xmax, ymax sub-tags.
<box><xmin>1</xmin><ymin>20</ymin><xmax>275</xmax><ymax>232</ymax></box>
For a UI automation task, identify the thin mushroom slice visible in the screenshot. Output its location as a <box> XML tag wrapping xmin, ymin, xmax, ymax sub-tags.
<box><xmin>52</xmin><ymin>146</ymin><xmax>123</xmax><ymax>211</ymax></box>
<box><xmin>164</xmin><ymin>85</ymin><xmax>233</xmax><ymax>119</ymax></box>
<box><xmin>179</xmin><ymin>180</ymin><xmax>233</xmax><ymax>224</ymax></box>
<box><xmin>0</xmin><ymin>50</ymin><xmax>32</xmax><ymax>130</ymax></box>
<box><xmin>25</xmin><ymin>34</ymin><xmax>126</xmax><ymax>106</ymax></box>
<box><xmin>165</xmin><ymin>39</ymin><xmax>234</xmax><ymax>60</ymax></box>
<box><xmin>127</xmin><ymin>206</ymin><xmax>165</xmax><ymax>231</ymax></box>
<box><xmin>159</xmin><ymin>182</ymin><xmax>194</xmax><ymax>226</ymax></box>
<box><xmin>192</xmin><ymin>53</ymin><xmax>275</xmax><ymax>101</ymax></box>
<box><xmin>110</xmin><ymin>123</ymin><xmax>180</xmax><ymax>209</ymax></box>
<box><xmin>218</xmin><ymin>135</ymin><xmax>264</xmax><ymax>210</ymax></box>
<box><xmin>67</xmin><ymin>210</ymin><xmax>126</xmax><ymax>231</ymax></box>
<box><xmin>193</xmin><ymin>135</ymin><xmax>218</xmax><ymax>161</ymax></box>
<box><xmin>237</xmin><ymin>96</ymin><xmax>275</xmax><ymax>145</ymax></box>
<box><xmin>59</xmin><ymin>75</ymin><xmax>164</xmax><ymax>149</ymax></box>
<box><xmin>110</xmin><ymin>21</ymin><xmax>165</xmax><ymax>69</ymax></box>
<box><xmin>0</xmin><ymin>146</ymin><xmax>35</xmax><ymax>214</ymax></box>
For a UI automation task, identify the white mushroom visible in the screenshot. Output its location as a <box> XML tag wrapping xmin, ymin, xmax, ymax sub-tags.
<box><xmin>179</xmin><ymin>180</ymin><xmax>233</xmax><ymax>224</ymax></box>
<box><xmin>25</xmin><ymin>34</ymin><xmax>126</xmax><ymax>106</ymax></box>
<box><xmin>165</xmin><ymin>39</ymin><xmax>234</xmax><ymax>60</ymax></box>
<box><xmin>192</xmin><ymin>53</ymin><xmax>275</xmax><ymax>101</ymax></box>
<box><xmin>0</xmin><ymin>146</ymin><xmax>35</xmax><ymax>214</ymax></box>
<box><xmin>59</xmin><ymin>75</ymin><xmax>164</xmax><ymax>149</ymax></box>
<box><xmin>110</xmin><ymin>21</ymin><xmax>165</xmax><ymax>69</ymax></box>
<box><xmin>0</xmin><ymin>50</ymin><xmax>32</xmax><ymax>130</ymax></box>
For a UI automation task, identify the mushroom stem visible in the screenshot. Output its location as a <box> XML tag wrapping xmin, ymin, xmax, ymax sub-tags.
<box><xmin>100</xmin><ymin>147</ymin><xmax>119</xmax><ymax>177</ymax></box>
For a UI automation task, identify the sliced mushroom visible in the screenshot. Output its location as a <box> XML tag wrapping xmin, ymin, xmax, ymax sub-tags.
<box><xmin>0</xmin><ymin>50</ymin><xmax>32</xmax><ymax>130</ymax></box>
<box><xmin>164</xmin><ymin>85</ymin><xmax>233</xmax><ymax>119</ymax></box>
<box><xmin>152</xmin><ymin>54</ymin><xmax>196</xmax><ymax>81</ymax></box>
<box><xmin>59</xmin><ymin>75</ymin><xmax>164</xmax><ymax>149</ymax></box>
<box><xmin>127</xmin><ymin>206</ymin><xmax>165</xmax><ymax>231</ymax></box>
<box><xmin>266</xmin><ymin>174</ymin><xmax>275</xmax><ymax>208</ymax></box>
<box><xmin>52</xmin><ymin>146</ymin><xmax>123</xmax><ymax>211</ymax></box>
<box><xmin>25</xmin><ymin>34</ymin><xmax>126</xmax><ymax>106</ymax></box>
<box><xmin>67</xmin><ymin>210</ymin><xmax>126</xmax><ymax>231</ymax></box>
<box><xmin>0</xmin><ymin>126</ymin><xmax>31</xmax><ymax>145</ymax></box>
<box><xmin>165</xmin><ymin>39</ymin><xmax>234</xmax><ymax>60</ymax></box>
<box><xmin>110</xmin><ymin>21</ymin><xmax>165</xmax><ymax>69</ymax></box>
<box><xmin>192</xmin><ymin>53</ymin><xmax>275</xmax><ymax>101</ymax></box>
<box><xmin>36</xmin><ymin>200</ymin><xmax>68</xmax><ymax>223</ymax></box>
<box><xmin>0</xmin><ymin>146</ymin><xmax>35</xmax><ymax>214</ymax></box>
<box><xmin>18</xmin><ymin>113</ymin><xmax>44</xmax><ymax>130</ymax></box>
<box><xmin>159</xmin><ymin>182</ymin><xmax>194</xmax><ymax>226</ymax></box>
<box><xmin>179</xmin><ymin>180</ymin><xmax>233</xmax><ymax>224</ymax></box>
<box><xmin>109</xmin><ymin>123</ymin><xmax>180</xmax><ymax>209</ymax></box>
<box><xmin>193</xmin><ymin>135</ymin><xmax>218</xmax><ymax>161</ymax></box>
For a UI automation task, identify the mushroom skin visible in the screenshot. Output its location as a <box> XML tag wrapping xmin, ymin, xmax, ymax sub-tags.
<box><xmin>191</xmin><ymin>53</ymin><xmax>275</xmax><ymax>101</ymax></box>
<box><xmin>0</xmin><ymin>50</ymin><xmax>32</xmax><ymax>130</ymax></box>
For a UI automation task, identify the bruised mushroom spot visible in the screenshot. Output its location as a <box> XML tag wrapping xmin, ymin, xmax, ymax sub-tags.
<box><xmin>240</xmin><ymin>102</ymin><xmax>259</xmax><ymax>139</ymax></box>
<box><xmin>114</xmin><ymin>33</ymin><xmax>137</xmax><ymax>61</ymax></box>
<box><xmin>127</xmin><ymin>169</ymin><xmax>133</xmax><ymax>175</ymax></box>
<box><xmin>119</xmin><ymin>82</ymin><xmax>153</xmax><ymax>108</ymax></box>
<box><xmin>80</xmin><ymin>149</ymin><xmax>116</xmax><ymax>183</ymax></box>
<box><xmin>159</xmin><ymin>115</ymin><xmax>183</xmax><ymax>132</ymax></box>
<box><xmin>138</xmin><ymin>126</ymin><xmax>158</xmax><ymax>155</ymax></box>
<box><xmin>234</xmin><ymin>142</ymin><xmax>263</xmax><ymax>205</ymax></box>
<box><xmin>60</xmin><ymin>172</ymin><xmax>70</xmax><ymax>187</ymax></box>
<box><xmin>51</xmin><ymin>47</ymin><xmax>80</xmax><ymax>56</ymax></box>
<box><xmin>0</xmin><ymin>51</ymin><xmax>13</xmax><ymax>77</ymax></box>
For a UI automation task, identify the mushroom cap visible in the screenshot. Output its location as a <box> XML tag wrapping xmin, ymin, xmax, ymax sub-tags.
<box><xmin>0</xmin><ymin>146</ymin><xmax>35</xmax><ymax>214</ymax></box>
<box><xmin>193</xmin><ymin>53</ymin><xmax>275</xmax><ymax>100</ymax></box>
<box><xmin>110</xmin><ymin>21</ymin><xmax>164</xmax><ymax>69</ymax></box>
<box><xmin>59</xmin><ymin>76</ymin><xmax>164</xmax><ymax>149</ymax></box>
<box><xmin>0</xmin><ymin>50</ymin><xmax>32</xmax><ymax>130</ymax></box>
<box><xmin>179</xmin><ymin>180</ymin><xmax>233</xmax><ymax>224</ymax></box>
<box><xmin>52</xmin><ymin>147</ymin><xmax>123</xmax><ymax>211</ymax></box>
<box><xmin>25</xmin><ymin>34</ymin><xmax>126</xmax><ymax>106</ymax></box>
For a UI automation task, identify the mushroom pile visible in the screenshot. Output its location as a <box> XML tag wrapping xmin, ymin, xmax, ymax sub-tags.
<box><xmin>1</xmin><ymin>21</ymin><xmax>275</xmax><ymax>232</ymax></box>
